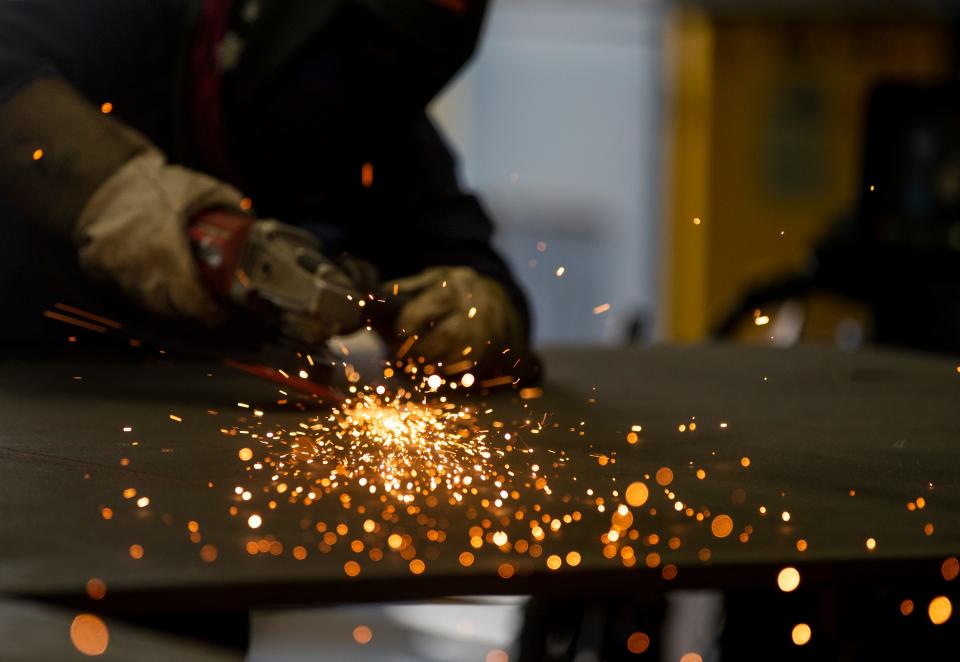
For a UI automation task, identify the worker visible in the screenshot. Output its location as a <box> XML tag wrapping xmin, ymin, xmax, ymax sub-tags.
<box><xmin>0</xmin><ymin>0</ymin><xmax>532</xmax><ymax>375</ymax></box>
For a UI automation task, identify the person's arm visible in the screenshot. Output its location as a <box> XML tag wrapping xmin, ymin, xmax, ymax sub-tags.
<box><xmin>0</xmin><ymin>76</ymin><xmax>150</xmax><ymax>239</ymax></box>
<box><xmin>0</xmin><ymin>3</ymin><xmax>241</xmax><ymax>322</ymax></box>
<box><xmin>0</xmin><ymin>0</ymin><xmax>166</xmax><ymax>235</ymax></box>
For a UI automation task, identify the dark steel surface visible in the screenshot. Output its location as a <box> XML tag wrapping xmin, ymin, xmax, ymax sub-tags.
<box><xmin>1</xmin><ymin>345</ymin><xmax>958</xmax><ymax>612</ymax></box>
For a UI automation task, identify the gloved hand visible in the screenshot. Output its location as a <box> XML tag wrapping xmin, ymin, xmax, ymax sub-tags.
<box><xmin>74</xmin><ymin>149</ymin><xmax>245</xmax><ymax>323</ymax></box>
<box><xmin>388</xmin><ymin>266</ymin><xmax>525</xmax><ymax>368</ymax></box>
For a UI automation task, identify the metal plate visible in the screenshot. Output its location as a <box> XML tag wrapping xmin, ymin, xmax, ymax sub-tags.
<box><xmin>1</xmin><ymin>345</ymin><xmax>957</xmax><ymax>612</ymax></box>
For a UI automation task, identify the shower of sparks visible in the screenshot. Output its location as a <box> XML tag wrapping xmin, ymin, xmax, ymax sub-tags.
<box><xmin>214</xmin><ymin>354</ymin><xmax>782</xmax><ymax>582</ymax></box>
<box><xmin>74</xmin><ymin>310</ymin><xmax>955</xmax><ymax>646</ymax></box>
<box><xmin>281</xmin><ymin>387</ymin><xmax>496</xmax><ymax>504</ymax></box>
<box><xmin>210</xmin><ymin>356</ymin><xmax>600</xmax><ymax>577</ymax></box>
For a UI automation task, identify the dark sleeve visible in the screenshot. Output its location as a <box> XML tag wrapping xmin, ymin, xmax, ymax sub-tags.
<box><xmin>365</xmin><ymin>114</ymin><xmax>532</xmax><ymax>338</ymax></box>
<box><xmin>0</xmin><ymin>0</ymin><xmax>187</xmax><ymax>104</ymax></box>
<box><xmin>0</xmin><ymin>0</ymin><xmax>182</xmax><ymax>237</ymax></box>
<box><xmin>0</xmin><ymin>2</ymin><xmax>63</xmax><ymax>105</ymax></box>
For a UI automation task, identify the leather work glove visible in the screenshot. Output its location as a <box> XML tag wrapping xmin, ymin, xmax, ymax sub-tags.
<box><xmin>388</xmin><ymin>266</ymin><xmax>525</xmax><ymax>369</ymax></box>
<box><xmin>0</xmin><ymin>78</ymin><xmax>243</xmax><ymax>325</ymax></box>
<box><xmin>75</xmin><ymin>149</ymin><xmax>245</xmax><ymax>323</ymax></box>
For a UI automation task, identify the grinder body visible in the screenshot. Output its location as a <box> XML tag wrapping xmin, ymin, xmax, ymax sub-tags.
<box><xmin>188</xmin><ymin>210</ymin><xmax>368</xmax><ymax>345</ymax></box>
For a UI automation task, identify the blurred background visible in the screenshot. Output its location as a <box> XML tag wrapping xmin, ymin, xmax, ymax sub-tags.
<box><xmin>431</xmin><ymin>0</ymin><xmax>960</xmax><ymax>355</ymax></box>
<box><xmin>433</xmin><ymin>0</ymin><xmax>663</xmax><ymax>346</ymax></box>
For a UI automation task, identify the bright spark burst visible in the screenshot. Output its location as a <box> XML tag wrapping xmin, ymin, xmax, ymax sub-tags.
<box><xmin>285</xmin><ymin>388</ymin><xmax>495</xmax><ymax>504</ymax></box>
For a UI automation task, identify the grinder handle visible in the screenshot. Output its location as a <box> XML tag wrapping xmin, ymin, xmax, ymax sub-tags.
<box><xmin>188</xmin><ymin>209</ymin><xmax>255</xmax><ymax>303</ymax></box>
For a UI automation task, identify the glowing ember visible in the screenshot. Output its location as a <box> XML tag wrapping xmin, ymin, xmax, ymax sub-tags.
<box><xmin>353</xmin><ymin>625</ymin><xmax>373</xmax><ymax>644</ymax></box>
<box><xmin>928</xmin><ymin>596</ymin><xmax>952</xmax><ymax>625</ymax></box>
<box><xmin>791</xmin><ymin>623</ymin><xmax>811</xmax><ymax>646</ymax></box>
<box><xmin>592</xmin><ymin>303</ymin><xmax>611</xmax><ymax>315</ymax></box>
<box><xmin>85</xmin><ymin>578</ymin><xmax>106</xmax><ymax>601</ymax></box>
<box><xmin>625</xmin><ymin>481</ymin><xmax>649</xmax><ymax>507</ymax></box>
<box><xmin>655</xmin><ymin>467</ymin><xmax>673</xmax><ymax>486</ymax></box>
<box><xmin>711</xmin><ymin>514</ymin><xmax>733</xmax><ymax>538</ymax></box>
<box><xmin>70</xmin><ymin>614</ymin><xmax>109</xmax><ymax>656</ymax></box>
<box><xmin>941</xmin><ymin>557</ymin><xmax>958</xmax><ymax>581</ymax></box>
<box><xmin>777</xmin><ymin>567</ymin><xmax>800</xmax><ymax>592</ymax></box>
<box><xmin>626</xmin><ymin>632</ymin><xmax>650</xmax><ymax>653</ymax></box>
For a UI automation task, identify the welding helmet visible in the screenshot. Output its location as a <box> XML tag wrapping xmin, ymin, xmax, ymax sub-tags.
<box><xmin>224</xmin><ymin>0</ymin><xmax>488</xmax><ymax>209</ymax></box>
<box><xmin>351</xmin><ymin>0</ymin><xmax>488</xmax><ymax>105</ymax></box>
<box><xmin>229</xmin><ymin>0</ymin><xmax>488</xmax><ymax>119</ymax></box>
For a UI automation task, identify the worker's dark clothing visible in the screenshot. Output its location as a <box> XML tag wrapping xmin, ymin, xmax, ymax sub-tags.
<box><xmin>0</xmin><ymin>0</ymin><xmax>530</xmax><ymax>345</ymax></box>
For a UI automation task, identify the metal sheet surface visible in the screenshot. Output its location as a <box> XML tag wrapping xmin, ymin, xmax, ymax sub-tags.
<box><xmin>1</xmin><ymin>345</ymin><xmax>958</xmax><ymax>612</ymax></box>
